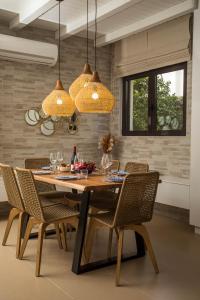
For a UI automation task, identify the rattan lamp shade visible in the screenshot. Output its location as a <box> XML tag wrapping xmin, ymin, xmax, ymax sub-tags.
<box><xmin>75</xmin><ymin>71</ymin><xmax>115</xmax><ymax>113</ymax></box>
<box><xmin>69</xmin><ymin>63</ymin><xmax>92</xmax><ymax>101</ymax></box>
<box><xmin>42</xmin><ymin>80</ymin><xmax>75</xmax><ymax>117</ymax></box>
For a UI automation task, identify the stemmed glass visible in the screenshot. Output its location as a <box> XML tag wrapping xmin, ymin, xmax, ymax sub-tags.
<box><xmin>50</xmin><ymin>152</ymin><xmax>57</xmax><ymax>173</ymax></box>
<box><xmin>57</xmin><ymin>151</ymin><xmax>64</xmax><ymax>171</ymax></box>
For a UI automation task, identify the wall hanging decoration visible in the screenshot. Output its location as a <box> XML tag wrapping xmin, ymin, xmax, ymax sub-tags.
<box><xmin>42</xmin><ymin>0</ymin><xmax>75</xmax><ymax>117</ymax></box>
<box><xmin>25</xmin><ymin>108</ymin><xmax>78</xmax><ymax>136</ymax></box>
<box><xmin>75</xmin><ymin>0</ymin><xmax>115</xmax><ymax>113</ymax></box>
<box><xmin>69</xmin><ymin>0</ymin><xmax>92</xmax><ymax>101</ymax></box>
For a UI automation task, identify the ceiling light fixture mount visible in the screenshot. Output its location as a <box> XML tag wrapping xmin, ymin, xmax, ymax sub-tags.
<box><xmin>69</xmin><ymin>0</ymin><xmax>92</xmax><ymax>100</ymax></box>
<box><xmin>75</xmin><ymin>0</ymin><xmax>115</xmax><ymax>114</ymax></box>
<box><xmin>42</xmin><ymin>0</ymin><xmax>75</xmax><ymax>117</ymax></box>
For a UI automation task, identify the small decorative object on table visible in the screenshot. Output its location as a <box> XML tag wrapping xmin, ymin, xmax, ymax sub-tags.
<box><xmin>74</xmin><ymin>161</ymin><xmax>96</xmax><ymax>175</ymax></box>
<box><xmin>98</xmin><ymin>133</ymin><xmax>115</xmax><ymax>172</ymax></box>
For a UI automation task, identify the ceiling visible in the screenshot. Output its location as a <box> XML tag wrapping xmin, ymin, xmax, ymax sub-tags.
<box><xmin>0</xmin><ymin>0</ymin><xmax>198</xmax><ymax>46</ymax></box>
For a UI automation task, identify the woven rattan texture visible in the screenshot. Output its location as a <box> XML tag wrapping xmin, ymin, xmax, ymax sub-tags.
<box><xmin>42</xmin><ymin>204</ymin><xmax>79</xmax><ymax>222</ymax></box>
<box><xmin>25</xmin><ymin>158</ymin><xmax>56</xmax><ymax>193</ymax></box>
<box><xmin>91</xmin><ymin>190</ymin><xmax>118</xmax><ymax>210</ymax></box>
<box><xmin>124</xmin><ymin>162</ymin><xmax>149</xmax><ymax>173</ymax></box>
<box><xmin>16</xmin><ymin>168</ymin><xmax>44</xmax><ymax>221</ymax></box>
<box><xmin>113</xmin><ymin>172</ymin><xmax>159</xmax><ymax>227</ymax></box>
<box><xmin>0</xmin><ymin>164</ymin><xmax>24</xmax><ymax>210</ymax></box>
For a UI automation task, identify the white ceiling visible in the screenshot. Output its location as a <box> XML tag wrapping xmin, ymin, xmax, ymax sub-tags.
<box><xmin>0</xmin><ymin>0</ymin><xmax>198</xmax><ymax>46</ymax></box>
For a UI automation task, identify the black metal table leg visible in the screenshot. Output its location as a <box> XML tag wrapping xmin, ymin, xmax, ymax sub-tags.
<box><xmin>71</xmin><ymin>190</ymin><xmax>146</xmax><ymax>275</ymax></box>
<box><xmin>72</xmin><ymin>191</ymin><xmax>90</xmax><ymax>274</ymax></box>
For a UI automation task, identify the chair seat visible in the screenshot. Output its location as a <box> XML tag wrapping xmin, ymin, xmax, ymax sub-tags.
<box><xmin>93</xmin><ymin>211</ymin><xmax>115</xmax><ymax>227</ymax></box>
<box><xmin>39</xmin><ymin>190</ymin><xmax>69</xmax><ymax>199</ymax></box>
<box><xmin>90</xmin><ymin>190</ymin><xmax>118</xmax><ymax>211</ymax></box>
<box><xmin>42</xmin><ymin>204</ymin><xmax>79</xmax><ymax>223</ymax></box>
<box><xmin>40</xmin><ymin>197</ymin><xmax>60</xmax><ymax>207</ymax></box>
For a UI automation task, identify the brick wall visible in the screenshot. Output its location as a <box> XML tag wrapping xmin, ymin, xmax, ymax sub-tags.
<box><xmin>0</xmin><ymin>23</ymin><xmax>111</xmax><ymax>167</ymax></box>
<box><xmin>110</xmin><ymin>58</ymin><xmax>192</xmax><ymax>179</ymax></box>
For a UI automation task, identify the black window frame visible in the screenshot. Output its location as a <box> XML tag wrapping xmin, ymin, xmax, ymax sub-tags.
<box><xmin>122</xmin><ymin>62</ymin><xmax>187</xmax><ymax>136</ymax></box>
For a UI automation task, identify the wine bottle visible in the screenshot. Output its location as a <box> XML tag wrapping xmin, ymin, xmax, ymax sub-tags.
<box><xmin>71</xmin><ymin>145</ymin><xmax>78</xmax><ymax>173</ymax></box>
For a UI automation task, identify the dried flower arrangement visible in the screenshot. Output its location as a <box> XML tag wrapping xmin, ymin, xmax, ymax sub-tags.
<box><xmin>98</xmin><ymin>133</ymin><xmax>115</xmax><ymax>154</ymax></box>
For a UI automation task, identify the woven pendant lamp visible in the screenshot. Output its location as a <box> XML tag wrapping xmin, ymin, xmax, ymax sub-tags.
<box><xmin>69</xmin><ymin>0</ymin><xmax>92</xmax><ymax>101</ymax></box>
<box><xmin>42</xmin><ymin>0</ymin><xmax>75</xmax><ymax>117</ymax></box>
<box><xmin>75</xmin><ymin>0</ymin><xmax>115</xmax><ymax>113</ymax></box>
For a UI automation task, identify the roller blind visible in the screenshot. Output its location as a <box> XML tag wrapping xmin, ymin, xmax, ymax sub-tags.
<box><xmin>113</xmin><ymin>14</ymin><xmax>192</xmax><ymax>78</ymax></box>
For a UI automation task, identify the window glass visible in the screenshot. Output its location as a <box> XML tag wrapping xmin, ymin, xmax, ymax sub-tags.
<box><xmin>157</xmin><ymin>70</ymin><xmax>184</xmax><ymax>131</ymax></box>
<box><xmin>129</xmin><ymin>77</ymin><xmax>149</xmax><ymax>131</ymax></box>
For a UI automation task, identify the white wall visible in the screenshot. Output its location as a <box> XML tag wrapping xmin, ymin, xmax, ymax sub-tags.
<box><xmin>190</xmin><ymin>5</ymin><xmax>200</xmax><ymax>232</ymax></box>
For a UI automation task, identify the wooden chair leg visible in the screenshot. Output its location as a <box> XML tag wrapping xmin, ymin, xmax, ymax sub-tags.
<box><xmin>107</xmin><ymin>229</ymin><xmax>113</xmax><ymax>258</ymax></box>
<box><xmin>19</xmin><ymin>218</ymin><xmax>34</xmax><ymax>259</ymax></box>
<box><xmin>60</xmin><ymin>223</ymin><xmax>67</xmax><ymax>251</ymax></box>
<box><xmin>55</xmin><ymin>224</ymin><xmax>63</xmax><ymax>249</ymax></box>
<box><xmin>133</xmin><ymin>224</ymin><xmax>159</xmax><ymax>274</ymax></box>
<box><xmin>36</xmin><ymin>223</ymin><xmax>47</xmax><ymax>277</ymax></box>
<box><xmin>116</xmin><ymin>229</ymin><xmax>124</xmax><ymax>286</ymax></box>
<box><xmin>2</xmin><ymin>208</ymin><xmax>20</xmax><ymax>246</ymax></box>
<box><xmin>16</xmin><ymin>212</ymin><xmax>26</xmax><ymax>259</ymax></box>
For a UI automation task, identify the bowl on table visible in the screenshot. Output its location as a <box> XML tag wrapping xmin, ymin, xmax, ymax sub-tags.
<box><xmin>74</xmin><ymin>161</ymin><xmax>96</xmax><ymax>174</ymax></box>
<box><xmin>58</xmin><ymin>164</ymin><xmax>70</xmax><ymax>172</ymax></box>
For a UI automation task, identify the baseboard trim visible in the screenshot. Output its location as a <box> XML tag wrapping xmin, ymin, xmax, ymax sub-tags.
<box><xmin>154</xmin><ymin>202</ymin><xmax>189</xmax><ymax>224</ymax></box>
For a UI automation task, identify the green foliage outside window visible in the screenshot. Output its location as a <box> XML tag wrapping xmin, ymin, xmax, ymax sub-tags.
<box><xmin>132</xmin><ymin>76</ymin><xmax>183</xmax><ymax>131</ymax></box>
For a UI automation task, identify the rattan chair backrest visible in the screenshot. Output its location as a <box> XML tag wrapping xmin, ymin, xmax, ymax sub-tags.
<box><xmin>16</xmin><ymin>168</ymin><xmax>44</xmax><ymax>221</ymax></box>
<box><xmin>25</xmin><ymin>158</ymin><xmax>56</xmax><ymax>193</ymax></box>
<box><xmin>124</xmin><ymin>162</ymin><xmax>149</xmax><ymax>173</ymax></box>
<box><xmin>0</xmin><ymin>163</ymin><xmax>24</xmax><ymax>211</ymax></box>
<box><xmin>111</xmin><ymin>160</ymin><xmax>120</xmax><ymax>171</ymax></box>
<box><xmin>113</xmin><ymin>172</ymin><xmax>159</xmax><ymax>227</ymax></box>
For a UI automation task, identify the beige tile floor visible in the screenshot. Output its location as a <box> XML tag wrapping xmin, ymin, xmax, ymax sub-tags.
<box><xmin>0</xmin><ymin>214</ymin><xmax>200</xmax><ymax>300</ymax></box>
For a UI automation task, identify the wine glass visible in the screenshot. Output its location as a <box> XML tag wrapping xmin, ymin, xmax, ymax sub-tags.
<box><xmin>50</xmin><ymin>152</ymin><xmax>57</xmax><ymax>173</ymax></box>
<box><xmin>57</xmin><ymin>151</ymin><xmax>64</xmax><ymax>164</ymax></box>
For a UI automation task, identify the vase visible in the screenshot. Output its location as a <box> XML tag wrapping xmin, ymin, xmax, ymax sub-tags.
<box><xmin>101</xmin><ymin>153</ymin><xmax>112</xmax><ymax>173</ymax></box>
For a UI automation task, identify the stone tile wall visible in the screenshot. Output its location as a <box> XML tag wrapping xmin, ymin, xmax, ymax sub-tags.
<box><xmin>0</xmin><ymin>23</ymin><xmax>111</xmax><ymax>167</ymax></box>
<box><xmin>110</xmin><ymin>54</ymin><xmax>192</xmax><ymax>179</ymax></box>
<box><xmin>0</xmin><ymin>21</ymin><xmax>192</xmax><ymax>179</ymax></box>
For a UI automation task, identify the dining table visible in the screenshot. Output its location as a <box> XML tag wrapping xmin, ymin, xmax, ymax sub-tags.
<box><xmin>33</xmin><ymin>171</ymin><xmax>147</xmax><ymax>275</ymax></box>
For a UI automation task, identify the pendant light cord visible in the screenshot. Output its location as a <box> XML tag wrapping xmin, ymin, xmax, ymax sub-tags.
<box><xmin>94</xmin><ymin>0</ymin><xmax>97</xmax><ymax>71</ymax></box>
<box><xmin>86</xmin><ymin>0</ymin><xmax>89</xmax><ymax>64</ymax></box>
<box><xmin>58</xmin><ymin>0</ymin><xmax>61</xmax><ymax>81</ymax></box>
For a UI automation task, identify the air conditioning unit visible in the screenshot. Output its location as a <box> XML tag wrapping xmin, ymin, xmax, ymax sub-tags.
<box><xmin>0</xmin><ymin>34</ymin><xmax>58</xmax><ymax>67</ymax></box>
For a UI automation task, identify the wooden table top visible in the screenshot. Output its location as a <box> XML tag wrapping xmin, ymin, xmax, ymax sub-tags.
<box><xmin>34</xmin><ymin>172</ymin><xmax>122</xmax><ymax>192</ymax></box>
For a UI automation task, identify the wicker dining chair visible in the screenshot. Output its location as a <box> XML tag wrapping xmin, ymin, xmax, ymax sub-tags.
<box><xmin>85</xmin><ymin>171</ymin><xmax>160</xmax><ymax>286</ymax></box>
<box><xmin>0</xmin><ymin>163</ymin><xmax>26</xmax><ymax>258</ymax></box>
<box><xmin>25</xmin><ymin>157</ymin><xmax>79</xmax><ymax>208</ymax></box>
<box><xmin>110</xmin><ymin>160</ymin><xmax>120</xmax><ymax>171</ymax></box>
<box><xmin>125</xmin><ymin>161</ymin><xmax>149</xmax><ymax>173</ymax></box>
<box><xmin>16</xmin><ymin>167</ymin><xmax>79</xmax><ymax>277</ymax></box>
<box><xmin>0</xmin><ymin>163</ymin><xmax>69</xmax><ymax>257</ymax></box>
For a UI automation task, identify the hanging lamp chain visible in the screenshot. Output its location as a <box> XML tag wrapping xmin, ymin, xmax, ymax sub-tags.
<box><xmin>58</xmin><ymin>0</ymin><xmax>61</xmax><ymax>81</ymax></box>
<box><xmin>86</xmin><ymin>0</ymin><xmax>89</xmax><ymax>64</ymax></box>
<box><xmin>94</xmin><ymin>0</ymin><xmax>97</xmax><ymax>71</ymax></box>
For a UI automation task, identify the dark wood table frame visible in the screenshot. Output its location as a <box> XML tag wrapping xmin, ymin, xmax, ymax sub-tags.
<box><xmin>33</xmin><ymin>173</ymin><xmax>146</xmax><ymax>274</ymax></box>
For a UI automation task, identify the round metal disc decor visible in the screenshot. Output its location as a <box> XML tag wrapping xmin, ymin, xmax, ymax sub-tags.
<box><xmin>25</xmin><ymin>109</ymin><xmax>40</xmax><ymax>126</ymax></box>
<box><xmin>39</xmin><ymin>108</ymin><xmax>49</xmax><ymax>119</ymax></box>
<box><xmin>40</xmin><ymin>120</ymin><xmax>55</xmax><ymax>136</ymax></box>
<box><xmin>51</xmin><ymin>115</ymin><xmax>61</xmax><ymax>122</ymax></box>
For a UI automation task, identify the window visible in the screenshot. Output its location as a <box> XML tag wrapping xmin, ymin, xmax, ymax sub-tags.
<box><xmin>122</xmin><ymin>63</ymin><xmax>187</xmax><ymax>136</ymax></box>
